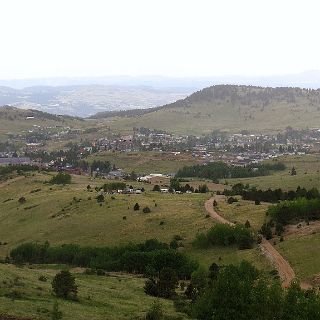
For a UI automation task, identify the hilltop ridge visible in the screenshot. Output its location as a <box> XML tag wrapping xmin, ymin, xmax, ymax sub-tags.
<box><xmin>93</xmin><ymin>84</ymin><xmax>320</xmax><ymax>133</ymax></box>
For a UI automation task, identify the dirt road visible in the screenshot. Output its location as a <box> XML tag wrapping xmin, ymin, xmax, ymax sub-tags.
<box><xmin>204</xmin><ymin>197</ymin><xmax>295</xmax><ymax>288</ymax></box>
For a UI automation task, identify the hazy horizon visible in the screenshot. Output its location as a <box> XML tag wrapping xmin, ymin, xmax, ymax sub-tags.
<box><xmin>1</xmin><ymin>0</ymin><xmax>320</xmax><ymax>80</ymax></box>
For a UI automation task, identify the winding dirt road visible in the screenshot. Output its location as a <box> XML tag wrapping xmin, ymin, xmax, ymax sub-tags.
<box><xmin>204</xmin><ymin>197</ymin><xmax>295</xmax><ymax>288</ymax></box>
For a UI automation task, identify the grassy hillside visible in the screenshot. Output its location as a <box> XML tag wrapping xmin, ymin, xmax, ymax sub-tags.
<box><xmin>96</xmin><ymin>85</ymin><xmax>320</xmax><ymax>134</ymax></box>
<box><xmin>0</xmin><ymin>172</ymin><xmax>270</xmax><ymax>271</ymax></box>
<box><xmin>0</xmin><ymin>173</ymin><xmax>211</xmax><ymax>257</ymax></box>
<box><xmin>0</xmin><ymin>264</ymin><xmax>185</xmax><ymax>320</ymax></box>
<box><xmin>225</xmin><ymin>154</ymin><xmax>320</xmax><ymax>190</ymax></box>
<box><xmin>0</xmin><ymin>106</ymin><xmax>83</xmax><ymax>140</ymax></box>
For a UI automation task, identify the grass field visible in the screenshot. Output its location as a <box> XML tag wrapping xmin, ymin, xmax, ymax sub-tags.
<box><xmin>86</xmin><ymin>151</ymin><xmax>201</xmax><ymax>174</ymax></box>
<box><xmin>213</xmin><ymin>196</ymin><xmax>269</xmax><ymax>231</ymax></box>
<box><xmin>0</xmin><ymin>172</ymin><xmax>273</xmax><ymax>272</ymax></box>
<box><xmin>0</xmin><ymin>171</ymin><xmax>277</xmax><ymax>319</ymax></box>
<box><xmin>0</xmin><ymin>264</ymin><xmax>185</xmax><ymax>320</ymax></box>
<box><xmin>0</xmin><ymin>172</ymin><xmax>212</xmax><ymax>258</ymax></box>
<box><xmin>276</xmin><ymin>232</ymin><xmax>320</xmax><ymax>282</ymax></box>
<box><xmin>189</xmin><ymin>246</ymin><xmax>272</xmax><ymax>272</ymax></box>
<box><xmin>226</xmin><ymin>154</ymin><xmax>320</xmax><ymax>190</ymax></box>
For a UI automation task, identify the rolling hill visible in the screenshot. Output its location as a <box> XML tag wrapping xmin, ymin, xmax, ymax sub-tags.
<box><xmin>0</xmin><ymin>106</ymin><xmax>87</xmax><ymax>140</ymax></box>
<box><xmin>94</xmin><ymin>85</ymin><xmax>320</xmax><ymax>134</ymax></box>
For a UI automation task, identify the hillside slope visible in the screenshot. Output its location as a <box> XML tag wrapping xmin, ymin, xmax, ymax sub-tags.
<box><xmin>96</xmin><ymin>85</ymin><xmax>320</xmax><ymax>134</ymax></box>
<box><xmin>0</xmin><ymin>106</ymin><xmax>92</xmax><ymax>141</ymax></box>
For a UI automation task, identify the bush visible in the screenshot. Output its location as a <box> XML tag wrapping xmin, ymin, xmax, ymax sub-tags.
<box><xmin>134</xmin><ymin>203</ymin><xmax>140</xmax><ymax>211</ymax></box>
<box><xmin>144</xmin><ymin>279</ymin><xmax>159</xmax><ymax>297</ymax></box>
<box><xmin>52</xmin><ymin>270</ymin><xmax>77</xmax><ymax>300</ymax></box>
<box><xmin>96</xmin><ymin>269</ymin><xmax>105</xmax><ymax>276</ymax></box>
<box><xmin>38</xmin><ymin>275</ymin><xmax>47</xmax><ymax>282</ymax></box>
<box><xmin>49</xmin><ymin>172</ymin><xmax>71</xmax><ymax>185</ymax></box>
<box><xmin>145</xmin><ymin>268</ymin><xmax>178</xmax><ymax>298</ymax></box>
<box><xmin>193</xmin><ymin>224</ymin><xmax>255</xmax><ymax>249</ymax></box>
<box><xmin>260</xmin><ymin>223</ymin><xmax>273</xmax><ymax>240</ymax></box>
<box><xmin>96</xmin><ymin>194</ymin><xmax>105</xmax><ymax>203</ymax></box>
<box><xmin>227</xmin><ymin>197</ymin><xmax>238</xmax><ymax>204</ymax></box>
<box><xmin>152</xmin><ymin>185</ymin><xmax>161</xmax><ymax>192</ymax></box>
<box><xmin>143</xmin><ymin>206</ymin><xmax>151</xmax><ymax>213</ymax></box>
<box><xmin>18</xmin><ymin>197</ymin><xmax>26</xmax><ymax>204</ymax></box>
<box><xmin>198</xmin><ymin>184</ymin><xmax>209</xmax><ymax>193</ymax></box>
<box><xmin>145</xmin><ymin>300</ymin><xmax>163</xmax><ymax>320</ymax></box>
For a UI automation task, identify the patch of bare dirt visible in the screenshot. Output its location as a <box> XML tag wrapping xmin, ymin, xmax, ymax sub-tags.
<box><xmin>284</xmin><ymin>221</ymin><xmax>320</xmax><ymax>238</ymax></box>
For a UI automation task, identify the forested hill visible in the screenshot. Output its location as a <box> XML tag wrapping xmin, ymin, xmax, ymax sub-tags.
<box><xmin>93</xmin><ymin>85</ymin><xmax>320</xmax><ymax>134</ymax></box>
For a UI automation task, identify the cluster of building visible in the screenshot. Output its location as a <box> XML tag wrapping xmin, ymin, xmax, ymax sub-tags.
<box><xmin>4</xmin><ymin>124</ymin><xmax>320</xmax><ymax>176</ymax></box>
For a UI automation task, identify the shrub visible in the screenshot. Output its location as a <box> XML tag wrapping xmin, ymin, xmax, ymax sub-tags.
<box><xmin>227</xmin><ymin>197</ymin><xmax>238</xmax><ymax>204</ymax></box>
<box><xmin>260</xmin><ymin>223</ymin><xmax>273</xmax><ymax>240</ymax></box>
<box><xmin>18</xmin><ymin>197</ymin><xmax>26</xmax><ymax>204</ymax></box>
<box><xmin>144</xmin><ymin>279</ymin><xmax>159</xmax><ymax>297</ymax></box>
<box><xmin>134</xmin><ymin>203</ymin><xmax>140</xmax><ymax>211</ymax></box>
<box><xmin>145</xmin><ymin>268</ymin><xmax>178</xmax><ymax>298</ymax></box>
<box><xmin>145</xmin><ymin>300</ymin><xmax>164</xmax><ymax>320</ymax></box>
<box><xmin>96</xmin><ymin>194</ymin><xmax>105</xmax><ymax>203</ymax></box>
<box><xmin>193</xmin><ymin>224</ymin><xmax>255</xmax><ymax>249</ymax></box>
<box><xmin>96</xmin><ymin>269</ymin><xmax>105</xmax><ymax>276</ymax></box>
<box><xmin>198</xmin><ymin>184</ymin><xmax>209</xmax><ymax>193</ymax></box>
<box><xmin>52</xmin><ymin>271</ymin><xmax>77</xmax><ymax>300</ymax></box>
<box><xmin>49</xmin><ymin>172</ymin><xmax>71</xmax><ymax>185</ymax></box>
<box><xmin>143</xmin><ymin>206</ymin><xmax>151</xmax><ymax>213</ymax></box>
<box><xmin>38</xmin><ymin>275</ymin><xmax>47</xmax><ymax>282</ymax></box>
<box><xmin>170</xmin><ymin>239</ymin><xmax>178</xmax><ymax>249</ymax></box>
<box><xmin>152</xmin><ymin>185</ymin><xmax>161</xmax><ymax>192</ymax></box>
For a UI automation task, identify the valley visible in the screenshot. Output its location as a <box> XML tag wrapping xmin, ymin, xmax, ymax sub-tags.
<box><xmin>2</xmin><ymin>85</ymin><xmax>320</xmax><ymax>319</ymax></box>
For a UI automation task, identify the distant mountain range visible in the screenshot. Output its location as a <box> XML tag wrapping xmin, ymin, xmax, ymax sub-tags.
<box><xmin>1</xmin><ymin>71</ymin><xmax>320</xmax><ymax>118</ymax></box>
<box><xmin>1</xmin><ymin>71</ymin><xmax>320</xmax><ymax>89</ymax></box>
<box><xmin>0</xmin><ymin>85</ymin><xmax>193</xmax><ymax>117</ymax></box>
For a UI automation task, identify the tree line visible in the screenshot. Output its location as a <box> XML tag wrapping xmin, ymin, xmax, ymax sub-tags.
<box><xmin>225</xmin><ymin>184</ymin><xmax>320</xmax><ymax>203</ymax></box>
<box><xmin>0</xmin><ymin>164</ymin><xmax>40</xmax><ymax>178</ymax></box>
<box><xmin>10</xmin><ymin>240</ymin><xmax>198</xmax><ymax>279</ymax></box>
<box><xmin>176</xmin><ymin>161</ymin><xmax>285</xmax><ymax>182</ymax></box>
<box><xmin>268</xmin><ymin>197</ymin><xmax>320</xmax><ymax>226</ymax></box>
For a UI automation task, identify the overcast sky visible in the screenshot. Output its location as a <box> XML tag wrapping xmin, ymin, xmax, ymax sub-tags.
<box><xmin>0</xmin><ymin>0</ymin><xmax>319</xmax><ymax>79</ymax></box>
